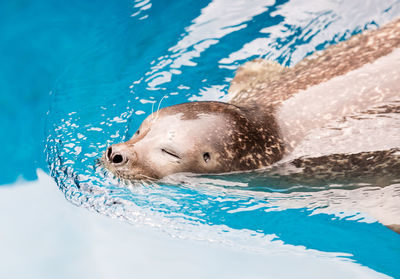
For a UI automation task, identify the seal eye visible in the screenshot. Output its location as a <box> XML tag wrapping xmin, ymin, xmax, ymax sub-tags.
<box><xmin>203</xmin><ymin>152</ymin><xmax>210</xmax><ymax>163</ymax></box>
<box><xmin>135</xmin><ymin>129</ymin><xmax>140</xmax><ymax>136</ymax></box>
<box><xmin>162</xmin><ymin>148</ymin><xmax>181</xmax><ymax>160</ymax></box>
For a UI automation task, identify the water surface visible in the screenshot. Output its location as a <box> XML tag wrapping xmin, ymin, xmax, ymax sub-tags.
<box><xmin>2</xmin><ymin>0</ymin><xmax>400</xmax><ymax>277</ymax></box>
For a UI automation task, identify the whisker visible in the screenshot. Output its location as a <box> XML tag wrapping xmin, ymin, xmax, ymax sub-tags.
<box><xmin>151</xmin><ymin>100</ymin><xmax>156</xmax><ymax>122</ymax></box>
<box><xmin>155</xmin><ymin>95</ymin><xmax>167</xmax><ymax>122</ymax></box>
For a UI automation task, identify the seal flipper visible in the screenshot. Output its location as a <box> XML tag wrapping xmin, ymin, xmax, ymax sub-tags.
<box><xmin>286</xmin><ymin>148</ymin><xmax>400</xmax><ymax>184</ymax></box>
<box><xmin>228</xmin><ymin>59</ymin><xmax>286</xmax><ymax>107</ymax></box>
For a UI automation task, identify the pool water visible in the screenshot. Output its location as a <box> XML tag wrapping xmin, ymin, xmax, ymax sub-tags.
<box><xmin>2</xmin><ymin>0</ymin><xmax>400</xmax><ymax>277</ymax></box>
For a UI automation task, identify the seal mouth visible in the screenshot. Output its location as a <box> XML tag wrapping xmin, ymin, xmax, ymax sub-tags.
<box><xmin>113</xmin><ymin>169</ymin><xmax>157</xmax><ymax>182</ymax></box>
<box><xmin>98</xmin><ymin>153</ymin><xmax>157</xmax><ymax>182</ymax></box>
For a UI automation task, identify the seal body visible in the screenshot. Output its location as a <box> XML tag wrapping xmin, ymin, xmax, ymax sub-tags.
<box><xmin>277</xmin><ymin>47</ymin><xmax>400</xmax><ymax>152</ymax></box>
<box><xmin>103</xmin><ymin>17</ymin><xmax>400</xmax><ymax>181</ymax></box>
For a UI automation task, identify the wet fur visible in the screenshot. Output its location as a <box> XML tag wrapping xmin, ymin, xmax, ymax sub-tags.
<box><xmin>105</xmin><ymin>19</ymin><xmax>400</xmax><ymax>191</ymax></box>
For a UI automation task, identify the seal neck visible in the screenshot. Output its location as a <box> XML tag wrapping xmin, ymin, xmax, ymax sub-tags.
<box><xmin>238</xmin><ymin>103</ymin><xmax>285</xmax><ymax>165</ymax></box>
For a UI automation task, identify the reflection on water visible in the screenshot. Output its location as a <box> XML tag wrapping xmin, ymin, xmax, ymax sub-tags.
<box><xmin>45</xmin><ymin>0</ymin><xmax>400</xmax><ymax>277</ymax></box>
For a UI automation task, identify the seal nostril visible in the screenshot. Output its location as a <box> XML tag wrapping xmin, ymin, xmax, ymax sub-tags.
<box><xmin>107</xmin><ymin>146</ymin><xmax>112</xmax><ymax>160</ymax></box>
<box><xmin>112</xmin><ymin>154</ymin><xmax>123</xmax><ymax>164</ymax></box>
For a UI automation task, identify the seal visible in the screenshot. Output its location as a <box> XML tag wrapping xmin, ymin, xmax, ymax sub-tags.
<box><xmin>102</xmin><ymin>18</ymin><xmax>400</xmax><ymax>181</ymax></box>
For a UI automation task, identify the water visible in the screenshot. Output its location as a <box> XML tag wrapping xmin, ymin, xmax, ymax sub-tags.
<box><xmin>2</xmin><ymin>0</ymin><xmax>400</xmax><ymax>277</ymax></box>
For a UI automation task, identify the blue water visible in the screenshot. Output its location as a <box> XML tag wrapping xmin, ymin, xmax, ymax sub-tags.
<box><xmin>2</xmin><ymin>0</ymin><xmax>400</xmax><ymax>277</ymax></box>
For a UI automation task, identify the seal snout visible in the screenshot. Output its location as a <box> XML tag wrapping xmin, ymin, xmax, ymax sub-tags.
<box><xmin>106</xmin><ymin>145</ymin><xmax>134</xmax><ymax>166</ymax></box>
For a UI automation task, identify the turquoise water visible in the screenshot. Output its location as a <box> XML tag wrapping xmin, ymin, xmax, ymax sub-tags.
<box><xmin>2</xmin><ymin>0</ymin><xmax>400</xmax><ymax>277</ymax></box>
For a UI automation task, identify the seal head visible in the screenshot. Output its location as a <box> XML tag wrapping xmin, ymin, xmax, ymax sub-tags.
<box><xmin>102</xmin><ymin>101</ymin><xmax>283</xmax><ymax>180</ymax></box>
